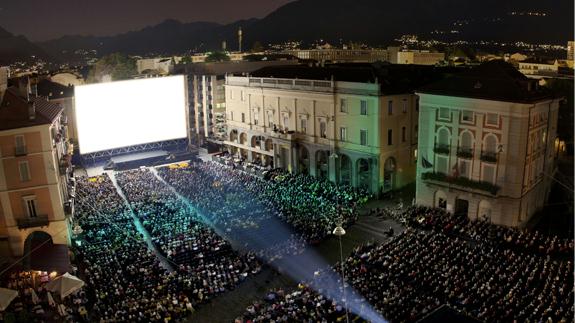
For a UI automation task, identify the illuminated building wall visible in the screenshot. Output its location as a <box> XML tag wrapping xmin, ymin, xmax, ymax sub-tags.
<box><xmin>0</xmin><ymin>82</ymin><xmax>73</xmax><ymax>257</ymax></box>
<box><xmin>415</xmin><ymin>62</ymin><xmax>561</xmax><ymax>226</ymax></box>
<box><xmin>224</xmin><ymin>75</ymin><xmax>419</xmax><ymax>195</ymax></box>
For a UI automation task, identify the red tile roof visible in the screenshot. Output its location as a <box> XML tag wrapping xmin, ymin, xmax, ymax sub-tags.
<box><xmin>0</xmin><ymin>87</ymin><xmax>63</xmax><ymax>131</ymax></box>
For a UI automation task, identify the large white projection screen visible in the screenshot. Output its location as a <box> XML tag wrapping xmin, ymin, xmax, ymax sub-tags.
<box><xmin>75</xmin><ymin>76</ymin><xmax>188</xmax><ymax>154</ymax></box>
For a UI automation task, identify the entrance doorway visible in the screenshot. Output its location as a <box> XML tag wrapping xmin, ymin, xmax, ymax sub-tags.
<box><xmin>454</xmin><ymin>198</ymin><xmax>469</xmax><ymax>217</ymax></box>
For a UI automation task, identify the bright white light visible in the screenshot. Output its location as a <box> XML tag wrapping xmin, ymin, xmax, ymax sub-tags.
<box><xmin>75</xmin><ymin>76</ymin><xmax>187</xmax><ymax>154</ymax></box>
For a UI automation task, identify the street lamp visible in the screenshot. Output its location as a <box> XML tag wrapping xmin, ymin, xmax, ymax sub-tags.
<box><xmin>333</xmin><ymin>223</ymin><xmax>349</xmax><ymax>323</ymax></box>
<box><xmin>72</xmin><ymin>224</ymin><xmax>83</xmax><ymax>236</ymax></box>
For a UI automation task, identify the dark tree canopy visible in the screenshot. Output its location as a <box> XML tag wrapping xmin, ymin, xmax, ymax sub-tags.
<box><xmin>205</xmin><ymin>51</ymin><xmax>231</xmax><ymax>62</ymax></box>
<box><xmin>87</xmin><ymin>53</ymin><xmax>137</xmax><ymax>83</ymax></box>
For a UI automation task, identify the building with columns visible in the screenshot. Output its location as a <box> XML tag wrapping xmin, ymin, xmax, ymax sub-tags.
<box><xmin>0</xmin><ymin>77</ymin><xmax>74</xmax><ymax>258</ymax></box>
<box><xmin>415</xmin><ymin>61</ymin><xmax>561</xmax><ymax>227</ymax></box>
<box><xmin>224</xmin><ymin>64</ymin><xmax>427</xmax><ymax>195</ymax></box>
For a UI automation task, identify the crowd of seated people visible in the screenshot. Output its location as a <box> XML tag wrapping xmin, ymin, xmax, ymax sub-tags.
<box><xmin>241</xmin><ymin>210</ymin><xmax>574</xmax><ymax>323</ymax></box>
<box><xmin>238</xmin><ymin>286</ymin><xmax>352</xmax><ymax>323</ymax></box>
<box><xmin>115</xmin><ymin>169</ymin><xmax>261</xmax><ymax>302</ymax></box>
<box><xmin>370</xmin><ymin>205</ymin><xmax>574</xmax><ymax>259</ymax></box>
<box><xmin>157</xmin><ymin>161</ymin><xmax>369</xmax><ymax>243</ymax></box>
<box><xmin>0</xmin><ymin>271</ymin><xmax>90</xmax><ymax>322</ymax></box>
<box><xmin>73</xmin><ymin>175</ymin><xmax>197</xmax><ymax>322</ymax></box>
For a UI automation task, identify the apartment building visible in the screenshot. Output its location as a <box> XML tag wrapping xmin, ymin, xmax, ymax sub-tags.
<box><xmin>37</xmin><ymin>79</ymin><xmax>77</xmax><ymax>145</ymax></box>
<box><xmin>0</xmin><ymin>77</ymin><xmax>73</xmax><ymax>257</ymax></box>
<box><xmin>174</xmin><ymin>59</ymin><xmax>299</xmax><ymax>146</ymax></box>
<box><xmin>388</xmin><ymin>47</ymin><xmax>445</xmax><ymax>65</ymax></box>
<box><xmin>224</xmin><ymin>64</ymin><xmax>425</xmax><ymax>195</ymax></box>
<box><xmin>285</xmin><ymin>49</ymin><xmax>389</xmax><ymax>63</ymax></box>
<box><xmin>415</xmin><ymin>61</ymin><xmax>561</xmax><ymax>227</ymax></box>
<box><xmin>518</xmin><ymin>59</ymin><xmax>561</xmax><ymax>77</ymax></box>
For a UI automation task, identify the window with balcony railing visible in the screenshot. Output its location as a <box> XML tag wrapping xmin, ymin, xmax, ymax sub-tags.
<box><xmin>457</xmin><ymin>146</ymin><xmax>474</xmax><ymax>159</ymax></box>
<box><xmin>480</xmin><ymin>151</ymin><xmax>497</xmax><ymax>163</ymax></box>
<box><xmin>421</xmin><ymin>172</ymin><xmax>499</xmax><ymax>195</ymax></box>
<box><xmin>433</xmin><ymin>143</ymin><xmax>450</xmax><ymax>155</ymax></box>
<box><xmin>17</xmin><ymin>216</ymin><xmax>49</xmax><ymax>229</ymax></box>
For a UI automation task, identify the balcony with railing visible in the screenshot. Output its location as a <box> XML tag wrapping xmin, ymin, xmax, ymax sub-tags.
<box><xmin>433</xmin><ymin>143</ymin><xmax>450</xmax><ymax>155</ymax></box>
<box><xmin>64</xmin><ymin>200</ymin><xmax>74</xmax><ymax>217</ymax></box>
<box><xmin>456</xmin><ymin>147</ymin><xmax>474</xmax><ymax>159</ymax></box>
<box><xmin>480</xmin><ymin>151</ymin><xmax>497</xmax><ymax>163</ymax></box>
<box><xmin>14</xmin><ymin>146</ymin><xmax>27</xmax><ymax>156</ymax></box>
<box><xmin>421</xmin><ymin>172</ymin><xmax>499</xmax><ymax>195</ymax></box>
<box><xmin>59</xmin><ymin>154</ymin><xmax>72</xmax><ymax>176</ymax></box>
<box><xmin>17</xmin><ymin>216</ymin><xmax>49</xmax><ymax>229</ymax></box>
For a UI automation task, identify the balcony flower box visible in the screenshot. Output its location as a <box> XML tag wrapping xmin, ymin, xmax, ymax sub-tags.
<box><xmin>456</xmin><ymin>147</ymin><xmax>473</xmax><ymax>159</ymax></box>
<box><xmin>422</xmin><ymin>172</ymin><xmax>499</xmax><ymax>195</ymax></box>
<box><xmin>480</xmin><ymin>151</ymin><xmax>497</xmax><ymax>163</ymax></box>
<box><xmin>433</xmin><ymin>144</ymin><xmax>450</xmax><ymax>155</ymax></box>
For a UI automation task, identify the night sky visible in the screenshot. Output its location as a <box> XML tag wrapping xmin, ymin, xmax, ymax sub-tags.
<box><xmin>0</xmin><ymin>0</ymin><xmax>294</xmax><ymax>41</ymax></box>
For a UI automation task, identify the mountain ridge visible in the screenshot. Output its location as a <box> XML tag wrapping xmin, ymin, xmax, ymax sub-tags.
<box><xmin>0</xmin><ymin>26</ymin><xmax>51</xmax><ymax>65</ymax></box>
<box><xmin>1</xmin><ymin>0</ymin><xmax>573</xmax><ymax>63</ymax></box>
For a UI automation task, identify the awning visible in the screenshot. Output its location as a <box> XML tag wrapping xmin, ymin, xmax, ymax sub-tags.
<box><xmin>0</xmin><ymin>288</ymin><xmax>18</xmax><ymax>311</ymax></box>
<box><xmin>45</xmin><ymin>273</ymin><xmax>84</xmax><ymax>298</ymax></box>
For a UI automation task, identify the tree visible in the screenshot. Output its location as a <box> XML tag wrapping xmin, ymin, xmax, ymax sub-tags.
<box><xmin>251</xmin><ymin>41</ymin><xmax>264</xmax><ymax>53</ymax></box>
<box><xmin>179</xmin><ymin>56</ymin><xmax>193</xmax><ymax>64</ymax></box>
<box><xmin>205</xmin><ymin>51</ymin><xmax>230</xmax><ymax>63</ymax></box>
<box><xmin>87</xmin><ymin>53</ymin><xmax>137</xmax><ymax>83</ymax></box>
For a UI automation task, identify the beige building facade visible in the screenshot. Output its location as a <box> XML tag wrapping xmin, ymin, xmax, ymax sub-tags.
<box><xmin>0</xmin><ymin>83</ymin><xmax>73</xmax><ymax>257</ymax></box>
<box><xmin>285</xmin><ymin>49</ymin><xmax>389</xmax><ymax>63</ymax></box>
<box><xmin>224</xmin><ymin>68</ymin><xmax>419</xmax><ymax>194</ymax></box>
<box><xmin>415</xmin><ymin>61</ymin><xmax>560</xmax><ymax>227</ymax></box>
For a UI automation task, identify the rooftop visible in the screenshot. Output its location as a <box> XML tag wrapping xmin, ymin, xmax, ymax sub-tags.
<box><xmin>0</xmin><ymin>87</ymin><xmax>63</xmax><ymax>131</ymax></box>
<box><xmin>418</xmin><ymin>60</ymin><xmax>554</xmax><ymax>103</ymax></box>
<box><xmin>245</xmin><ymin>63</ymin><xmax>458</xmax><ymax>95</ymax></box>
<box><xmin>37</xmin><ymin>79</ymin><xmax>74</xmax><ymax>100</ymax></box>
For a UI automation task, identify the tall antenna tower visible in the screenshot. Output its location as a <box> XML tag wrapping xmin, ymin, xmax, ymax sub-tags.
<box><xmin>238</xmin><ymin>27</ymin><xmax>243</xmax><ymax>52</ymax></box>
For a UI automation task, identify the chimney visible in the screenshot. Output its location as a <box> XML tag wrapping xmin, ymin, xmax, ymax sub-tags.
<box><xmin>28</xmin><ymin>101</ymin><xmax>36</xmax><ymax>120</ymax></box>
<box><xmin>18</xmin><ymin>76</ymin><xmax>31</xmax><ymax>101</ymax></box>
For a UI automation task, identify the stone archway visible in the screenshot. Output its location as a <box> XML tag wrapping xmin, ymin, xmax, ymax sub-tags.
<box><xmin>23</xmin><ymin>231</ymin><xmax>53</xmax><ymax>269</ymax></box>
<box><xmin>478</xmin><ymin>200</ymin><xmax>492</xmax><ymax>221</ymax></box>
<box><xmin>251</xmin><ymin>135</ymin><xmax>265</xmax><ymax>149</ymax></box>
<box><xmin>265</xmin><ymin>138</ymin><xmax>273</xmax><ymax>152</ymax></box>
<box><xmin>339</xmin><ymin>154</ymin><xmax>352</xmax><ymax>186</ymax></box>
<box><xmin>239</xmin><ymin>133</ymin><xmax>248</xmax><ymax>145</ymax></box>
<box><xmin>298</xmin><ymin>146</ymin><xmax>310</xmax><ymax>175</ymax></box>
<box><xmin>24</xmin><ymin>231</ymin><xmax>53</xmax><ymax>252</ymax></box>
<box><xmin>357</xmin><ymin>158</ymin><xmax>371</xmax><ymax>191</ymax></box>
<box><xmin>316</xmin><ymin>150</ymin><xmax>329</xmax><ymax>179</ymax></box>
<box><xmin>229</xmin><ymin>129</ymin><xmax>238</xmax><ymax>142</ymax></box>
<box><xmin>239</xmin><ymin>148</ymin><xmax>248</xmax><ymax>160</ymax></box>
<box><xmin>383</xmin><ymin>157</ymin><xmax>396</xmax><ymax>192</ymax></box>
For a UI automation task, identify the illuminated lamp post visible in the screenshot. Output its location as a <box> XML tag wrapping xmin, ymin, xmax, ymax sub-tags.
<box><xmin>330</xmin><ymin>151</ymin><xmax>338</xmax><ymax>184</ymax></box>
<box><xmin>72</xmin><ymin>225</ymin><xmax>83</xmax><ymax>236</ymax></box>
<box><xmin>333</xmin><ymin>223</ymin><xmax>350</xmax><ymax>323</ymax></box>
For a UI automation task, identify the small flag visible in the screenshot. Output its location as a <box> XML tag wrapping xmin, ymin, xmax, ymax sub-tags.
<box><xmin>421</xmin><ymin>157</ymin><xmax>433</xmax><ymax>169</ymax></box>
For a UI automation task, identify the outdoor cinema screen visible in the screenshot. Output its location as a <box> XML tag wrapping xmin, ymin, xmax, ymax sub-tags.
<box><xmin>75</xmin><ymin>75</ymin><xmax>188</xmax><ymax>154</ymax></box>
